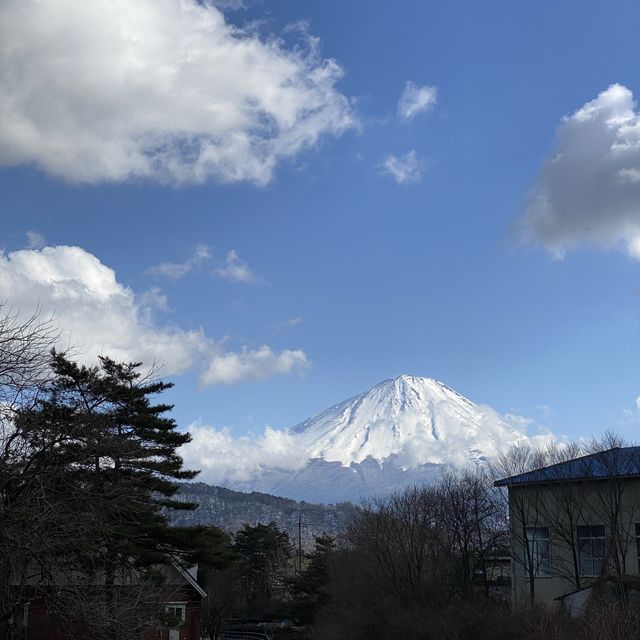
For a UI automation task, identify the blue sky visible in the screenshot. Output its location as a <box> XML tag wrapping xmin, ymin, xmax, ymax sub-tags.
<box><xmin>1</xmin><ymin>0</ymin><xmax>639</xmax><ymax>455</ymax></box>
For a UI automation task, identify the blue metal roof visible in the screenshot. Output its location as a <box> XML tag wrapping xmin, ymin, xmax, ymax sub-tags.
<box><xmin>494</xmin><ymin>446</ymin><xmax>640</xmax><ymax>487</ymax></box>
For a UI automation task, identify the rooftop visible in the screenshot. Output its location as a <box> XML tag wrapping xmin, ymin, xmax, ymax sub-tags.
<box><xmin>494</xmin><ymin>446</ymin><xmax>640</xmax><ymax>487</ymax></box>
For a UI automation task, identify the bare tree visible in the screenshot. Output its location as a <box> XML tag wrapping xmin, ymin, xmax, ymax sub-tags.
<box><xmin>438</xmin><ymin>469</ymin><xmax>507</xmax><ymax>597</ymax></box>
<box><xmin>346</xmin><ymin>486</ymin><xmax>452</xmax><ymax>610</ymax></box>
<box><xmin>0</xmin><ymin>306</ymin><xmax>58</xmax><ymax>637</ymax></box>
<box><xmin>492</xmin><ymin>442</ymin><xmax>550</xmax><ymax>604</ymax></box>
<box><xmin>344</xmin><ymin>473</ymin><xmax>507</xmax><ymax>612</ymax></box>
<box><xmin>582</xmin><ymin>433</ymin><xmax>640</xmax><ymax>601</ymax></box>
<box><xmin>0</xmin><ymin>306</ymin><xmax>57</xmax><ymax>411</ymax></box>
<box><xmin>533</xmin><ymin>441</ymin><xmax>588</xmax><ymax>592</ymax></box>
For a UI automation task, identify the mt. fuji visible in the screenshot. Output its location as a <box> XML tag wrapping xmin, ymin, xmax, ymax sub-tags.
<box><xmin>291</xmin><ymin>375</ymin><xmax>527</xmax><ymax>467</ymax></box>
<box><xmin>192</xmin><ymin>375</ymin><xmax>546</xmax><ymax>504</ymax></box>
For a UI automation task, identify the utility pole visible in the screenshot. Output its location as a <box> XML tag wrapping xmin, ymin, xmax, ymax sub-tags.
<box><xmin>298</xmin><ymin>512</ymin><xmax>303</xmax><ymax>574</ymax></box>
<box><xmin>297</xmin><ymin>512</ymin><xmax>308</xmax><ymax>574</ymax></box>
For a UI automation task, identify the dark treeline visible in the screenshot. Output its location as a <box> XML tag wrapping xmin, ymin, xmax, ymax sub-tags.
<box><xmin>201</xmin><ymin>471</ymin><xmax>636</xmax><ymax>640</ymax></box>
<box><xmin>287</xmin><ymin>469</ymin><xmax>640</xmax><ymax>640</ymax></box>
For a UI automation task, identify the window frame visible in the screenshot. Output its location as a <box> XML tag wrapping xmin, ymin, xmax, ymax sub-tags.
<box><xmin>164</xmin><ymin>602</ymin><xmax>187</xmax><ymax>626</ymax></box>
<box><xmin>577</xmin><ymin>524</ymin><xmax>605</xmax><ymax>577</ymax></box>
<box><xmin>524</xmin><ymin>526</ymin><xmax>551</xmax><ymax>578</ymax></box>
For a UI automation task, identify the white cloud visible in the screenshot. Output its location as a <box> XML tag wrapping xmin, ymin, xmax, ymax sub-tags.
<box><xmin>179</xmin><ymin>404</ymin><xmax>555</xmax><ymax>487</ymax></box>
<box><xmin>201</xmin><ymin>344</ymin><xmax>309</xmax><ymax>385</ymax></box>
<box><xmin>635</xmin><ymin>396</ymin><xmax>640</xmax><ymax>412</ymax></box>
<box><xmin>214</xmin><ymin>250</ymin><xmax>259</xmax><ymax>284</ymax></box>
<box><xmin>147</xmin><ymin>244</ymin><xmax>212</xmax><ymax>280</ymax></box>
<box><xmin>397</xmin><ymin>81</ymin><xmax>438</xmax><ymax>121</ymax></box>
<box><xmin>212</xmin><ymin>0</ymin><xmax>251</xmax><ymax>11</ymax></box>
<box><xmin>181</xmin><ymin>423</ymin><xmax>310</xmax><ymax>483</ymax></box>
<box><xmin>139</xmin><ymin>286</ymin><xmax>169</xmax><ymax>314</ymax></box>
<box><xmin>517</xmin><ymin>84</ymin><xmax>640</xmax><ymax>259</ymax></box>
<box><xmin>503</xmin><ymin>412</ymin><xmax>534</xmax><ymax>429</ymax></box>
<box><xmin>0</xmin><ymin>245</ymin><xmax>207</xmax><ymax>374</ymax></box>
<box><xmin>149</xmin><ymin>246</ymin><xmax>259</xmax><ymax>284</ymax></box>
<box><xmin>0</xmin><ymin>0</ymin><xmax>356</xmax><ymax>185</ymax></box>
<box><xmin>381</xmin><ymin>150</ymin><xmax>425</xmax><ymax>184</ymax></box>
<box><xmin>535</xmin><ymin>404</ymin><xmax>553</xmax><ymax>419</ymax></box>
<box><xmin>26</xmin><ymin>231</ymin><xmax>46</xmax><ymax>249</ymax></box>
<box><xmin>268</xmin><ymin>316</ymin><xmax>303</xmax><ymax>332</ymax></box>
<box><xmin>0</xmin><ymin>245</ymin><xmax>309</xmax><ymax>385</ymax></box>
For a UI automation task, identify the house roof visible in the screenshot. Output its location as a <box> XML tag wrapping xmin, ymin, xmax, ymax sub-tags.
<box><xmin>170</xmin><ymin>560</ymin><xmax>207</xmax><ymax>599</ymax></box>
<box><xmin>494</xmin><ymin>446</ymin><xmax>640</xmax><ymax>488</ymax></box>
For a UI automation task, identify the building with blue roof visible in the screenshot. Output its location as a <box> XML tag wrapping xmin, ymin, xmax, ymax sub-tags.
<box><xmin>494</xmin><ymin>446</ymin><xmax>640</xmax><ymax>611</ymax></box>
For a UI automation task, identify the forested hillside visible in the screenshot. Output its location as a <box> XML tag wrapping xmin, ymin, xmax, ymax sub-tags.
<box><xmin>172</xmin><ymin>483</ymin><xmax>356</xmax><ymax>550</ymax></box>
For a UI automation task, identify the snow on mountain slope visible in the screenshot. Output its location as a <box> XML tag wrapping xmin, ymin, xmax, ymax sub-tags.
<box><xmin>183</xmin><ymin>374</ymin><xmax>548</xmax><ymax>503</ymax></box>
<box><xmin>290</xmin><ymin>375</ymin><xmax>529</xmax><ymax>467</ymax></box>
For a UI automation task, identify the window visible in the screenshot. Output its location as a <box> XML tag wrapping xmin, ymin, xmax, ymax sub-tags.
<box><xmin>165</xmin><ymin>603</ymin><xmax>186</xmax><ymax>625</ymax></box>
<box><xmin>577</xmin><ymin>525</ymin><xmax>605</xmax><ymax>576</ymax></box>
<box><xmin>525</xmin><ymin>527</ymin><xmax>550</xmax><ymax>577</ymax></box>
<box><xmin>635</xmin><ymin>523</ymin><xmax>640</xmax><ymax>574</ymax></box>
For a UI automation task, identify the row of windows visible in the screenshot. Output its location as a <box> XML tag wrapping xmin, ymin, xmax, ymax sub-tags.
<box><xmin>524</xmin><ymin>524</ymin><xmax>640</xmax><ymax>577</ymax></box>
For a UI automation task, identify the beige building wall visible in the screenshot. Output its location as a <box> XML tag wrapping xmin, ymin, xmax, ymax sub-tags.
<box><xmin>508</xmin><ymin>479</ymin><xmax>640</xmax><ymax>608</ymax></box>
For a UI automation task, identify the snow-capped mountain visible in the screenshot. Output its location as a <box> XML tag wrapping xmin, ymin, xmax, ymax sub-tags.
<box><xmin>291</xmin><ymin>375</ymin><xmax>527</xmax><ymax>468</ymax></box>
<box><xmin>216</xmin><ymin>375</ymin><xmax>535</xmax><ymax>504</ymax></box>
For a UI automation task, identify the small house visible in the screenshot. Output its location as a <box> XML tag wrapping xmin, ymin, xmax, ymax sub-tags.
<box><xmin>18</xmin><ymin>561</ymin><xmax>206</xmax><ymax>640</ymax></box>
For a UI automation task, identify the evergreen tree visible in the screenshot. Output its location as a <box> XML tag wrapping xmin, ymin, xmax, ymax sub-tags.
<box><xmin>288</xmin><ymin>534</ymin><xmax>335</xmax><ymax>625</ymax></box>
<box><xmin>233</xmin><ymin>522</ymin><xmax>292</xmax><ymax>612</ymax></box>
<box><xmin>13</xmin><ymin>352</ymin><xmax>203</xmax><ymax>637</ymax></box>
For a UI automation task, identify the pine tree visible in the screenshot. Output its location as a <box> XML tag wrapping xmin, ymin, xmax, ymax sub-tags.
<box><xmin>13</xmin><ymin>352</ymin><xmax>202</xmax><ymax>637</ymax></box>
<box><xmin>233</xmin><ymin>522</ymin><xmax>292</xmax><ymax>612</ymax></box>
<box><xmin>288</xmin><ymin>534</ymin><xmax>335</xmax><ymax>625</ymax></box>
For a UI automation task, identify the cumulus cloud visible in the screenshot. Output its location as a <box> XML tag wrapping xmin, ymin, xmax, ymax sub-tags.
<box><xmin>213</xmin><ymin>250</ymin><xmax>259</xmax><ymax>284</ymax></box>
<box><xmin>181</xmin><ymin>423</ymin><xmax>310</xmax><ymax>483</ymax></box>
<box><xmin>201</xmin><ymin>344</ymin><xmax>309</xmax><ymax>385</ymax></box>
<box><xmin>517</xmin><ymin>84</ymin><xmax>640</xmax><ymax>259</ymax></box>
<box><xmin>397</xmin><ymin>81</ymin><xmax>438</xmax><ymax>121</ymax></box>
<box><xmin>0</xmin><ymin>245</ymin><xmax>207</xmax><ymax>373</ymax></box>
<box><xmin>381</xmin><ymin>150</ymin><xmax>425</xmax><ymax>184</ymax></box>
<box><xmin>147</xmin><ymin>244</ymin><xmax>212</xmax><ymax>280</ymax></box>
<box><xmin>0</xmin><ymin>0</ymin><xmax>356</xmax><ymax>185</ymax></box>
<box><xmin>0</xmin><ymin>245</ymin><xmax>309</xmax><ymax>384</ymax></box>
